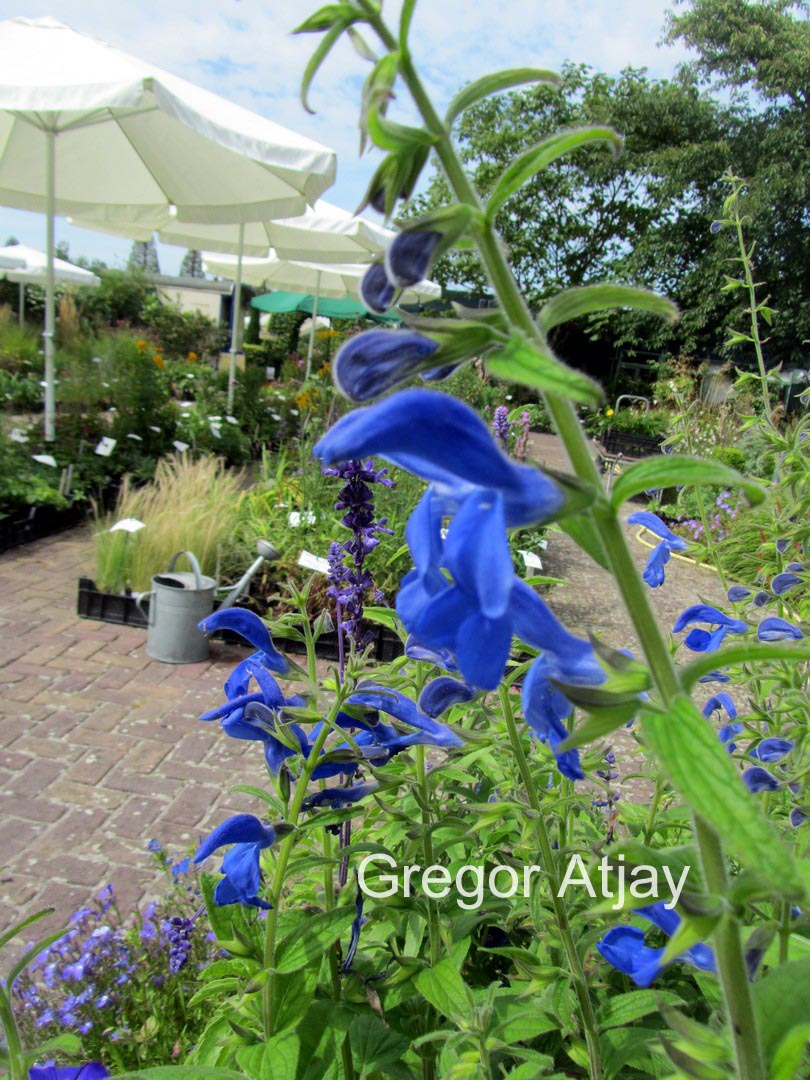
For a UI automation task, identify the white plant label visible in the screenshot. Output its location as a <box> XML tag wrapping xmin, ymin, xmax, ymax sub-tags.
<box><xmin>32</xmin><ymin>454</ymin><xmax>57</xmax><ymax>467</ymax></box>
<box><xmin>109</xmin><ymin>517</ymin><xmax>145</xmax><ymax>534</ymax></box>
<box><xmin>173</xmin><ymin>440</ymin><xmax>190</xmax><ymax>453</ymax></box>
<box><xmin>94</xmin><ymin>437</ymin><xmax>117</xmax><ymax>457</ymax></box>
<box><xmin>298</xmin><ymin>550</ymin><xmax>330</xmax><ymax>574</ymax></box>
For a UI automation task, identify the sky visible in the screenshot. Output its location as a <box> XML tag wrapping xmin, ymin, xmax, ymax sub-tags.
<box><xmin>0</xmin><ymin>0</ymin><xmax>690</xmax><ymax>275</ymax></box>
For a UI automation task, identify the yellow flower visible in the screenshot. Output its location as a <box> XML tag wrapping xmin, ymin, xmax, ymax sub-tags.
<box><xmin>135</xmin><ymin>339</ymin><xmax>147</xmax><ymax>352</ymax></box>
<box><xmin>187</xmin><ymin>350</ymin><xmax>198</xmax><ymax>363</ymax></box>
<box><xmin>153</xmin><ymin>353</ymin><xmax>164</xmax><ymax>369</ymax></box>
<box><xmin>606</xmin><ymin>408</ymin><xmax>614</xmax><ymax>417</ymax></box>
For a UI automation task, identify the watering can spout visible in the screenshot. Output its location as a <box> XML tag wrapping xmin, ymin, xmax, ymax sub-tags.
<box><xmin>216</xmin><ymin>539</ymin><xmax>279</xmax><ymax>613</ymax></box>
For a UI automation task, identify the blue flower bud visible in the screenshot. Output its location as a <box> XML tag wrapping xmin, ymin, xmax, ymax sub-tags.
<box><xmin>334</xmin><ymin>330</ymin><xmax>439</xmax><ymax>402</ymax></box>
<box><xmin>385</xmin><ymin>229</ymin><xmax>442</xmax><ymax>288</ymax></box>
<box><xmin>742</xmin><ymin>766</ymin><xmax>781</xmax><ymax>793</ymax></box>
<box><xmin>361</xmin><ymin>261</ymin><xmax>397</xmax><ymax>313</ymax></box>
<box><xmin>750</xmin><ymin>738</ymin><xmax>793</xmax><ymax>763</ymax></box>
<box><xmin>757</xmin><ymin>617</ymin><xmax>804</xmax><ymax>641</ymax></box>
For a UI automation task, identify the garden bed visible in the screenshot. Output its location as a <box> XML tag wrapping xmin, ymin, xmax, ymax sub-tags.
<box><xmin>1</xmin><ymin>501</ymin><xmax>87</xmax><ymax>553</ymax></box>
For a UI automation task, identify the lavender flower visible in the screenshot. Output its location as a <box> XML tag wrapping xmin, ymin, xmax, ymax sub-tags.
<box><xmin>492</xmin><ymin>405</ymin><xmax>512</xmax><ymax>451</ymax></box>
<box><xmin>162</xmin><ymin>906</ymin><xmax>204</xmax><ymax>974</ymax></box>
<box><xmin>323</xmin><ymin>459</ymin><xmax>394</xmax><ymax>648</ymax></box>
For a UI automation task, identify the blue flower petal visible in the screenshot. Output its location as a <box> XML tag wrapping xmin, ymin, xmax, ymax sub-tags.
<box><xmin>673</xmin><ymin>605</ymin><xmax>748</xmax><ymax>634</ymax></box>
<box><xmin>596</xmin><ymin>926</ymin><xmax>665</xmax><ymax>988</ymax></box>
<box><xmin>454</xmin><ymin>610</ymin><xmax>514</xmax><ymax>690</ymax></box>
<box><xmin>752</xmin><ymin>591</ymin><xmax>772</xmax><ymax>608</ymax></box>
<box><xmin>199</xmin><ymin>609</ymin><xmax>287</xmax><ymax>672</ymax></box>
<box><xmin>302</xmin><ymin>781</ymin><xmax>379</xmax><ymax>811</ymax></box>
<box><xmin>757</xmin><ymin>617</ymin><xmax>804</xmax><ymax>641</ymax></box>
<box><xmin>194</xmin><ymin>814</ymin><xmax>276</xmax><ymax>864</ymax></box>
<box><xmin>742</xmin><ymin>766</ymin><xmax>781</xmax><ymax>793</ymax></box>
<box><xmin>702</xmin><ymin>693</ymin><xmax>737</xmax><ymax>719</ymax></box>
<box><xmin>790</xmin><ymin>808</ymin><xmax>808</xmax><ymax>827</ymax></box>
<box><xmin>727</xmin><ymin>586</ymin><xmax>751</xmax><ymax>602</ymax></box>
<box><xmin>313</xmin><ymin>389</ymin><xmax>564</xmax><ymax>527</ymax></box>
<box><xmin>750</xmin><ymin>738</ymin><xmax>794</xmax><ymax>762</ymax></box>
<box><xmin>333</xmin><ymin>330</ymin><xmax>441</xmax><ymax>402</ymax></box>
<box><xmin>642</xmin><ymin>540</ymin><xmax>671</xmax><ymax>588</ymax></box>
<box><xmin>444</xmin><ymin>490</ymin><xmax>513</xmax><ymax>619</ymax></box>
<box><xmin>347</xmin><ymin>684</ymin><xmax>463</xmax><ymax>747</ymax></box>
<box><xmin>771</xmin><ymin>572</ymin><xmax>803</xmax><ymax>595</ymax></box>
<box><xmin>360</xmin><ymin>262</ymin><xmax>398</xmax><ymax>313</ymax></box>
<box><xmin>418</xmin><ymin>677</ymin><xmax>476</xmax><ymax>718</ymax></box>
<box><xmin>404</xmin><ymin>635</ymin><xmax>459</xmax><ymax>673</ymax></box>
<box><xmin>385</xmin><ymin>230</ymin><xmax>442</xmax><ymax>288</ymax></box>
<box><xmin>628</xmin><ymin>512</ymin><xmax>687</xmax><ymax>550</ymax></box>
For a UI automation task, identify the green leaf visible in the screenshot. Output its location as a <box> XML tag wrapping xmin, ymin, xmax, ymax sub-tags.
<box><xmin>361</xmin><ymin>605</ymin><xmax>401</xmax><ymax>631</ymax></box>
<box><xmin>680</xmin><ymin>643</ymin><xmax>810</xmax><ymax>691</ymax></box>
<box><xmin>399</xmin><ymin>0</ymin><xmax>417</xmax><ymax>49</ymax></box>
<box><xmin>769</xmin><ymin>1023</ymin><xmax>810</xmax><ymax>1080</ymax></box>
<box><xmin>558</xmin><ymin>703</ymin><xmax>639</xmax><ymax>751</ymax></box>
<box><xmin>300</xmin><ymin>20</ymin><xmax>354</xmax><ymax>114</ymax></box>
<box><xmin>597</xmin><ymin>989</ymin><xmax>684</xmax><ymax>1030</ymax></box>
<box><xmin>414</xmin><ymin>957</ymin><xmax>473</xmax><ymax>1020</ymax></box>
<box><xmin>114</xmin><ymin>1069</ymin><xmax>249</xmax><ymax>1079</ymax></box>
<box><xmin>237</xmin><ymin>1031</ymin><xmax>299</xmax><ymax>1080</ymax></box>
<box><xmin>366</xmin><ymin>107</ymin><xmax>437</xmax><ymax>152</ymax></box>
<box><xmin>487</xmin><ymin>126</ymin><xmax>623</xmax><ymax>222</ymax></box>
<box><xmin>445</xmin><ymin>68</ymin><xmax>561</xmax><ymax>126</ymax></box>
<box><xmin>554</xmin><ymin>515</ymin><xmax>611</xmax><ymax>571</ymax></box>
<box><xmin>274</xmin><ymin>907</ymin><xmax>355</xmax><ymax>974</ymax></box>
<box><xmin>294</xmin><ymin>5</ymin><xmax>359</xmax><ymax>33</ymax></box>
<box><xmin>485</xmin><ymin>332</ymin><xmax>604</xmax><ymax>406</ymax></box>
<box><xmin>610</xmin><ymin>454</ymin><xmax>765</xmax><ymax>508</ymax></box>
<box><xmin>538</xmin><ymin>284</ymin><xmax>678</xmax><ymax>333</ymax></box>
<box><xmin>0</xmin><ymin>907</ymin><xmax>55</xmax><ymax>952</ymax></box>
<box><xmin>349</xmin><ymin>1012</ymin><xmax>411</xmax><ymax>1073</ymax></box>
<box><xmin>346</xmin><ymin>25</ymin><xmax>377</xmax><ymax>62</ymax></box>
<box><xmin>641</xmin><ymin>696</ymin><xmax>802</xmax><ymax>897</ymax></box>
<box><xmin>752</xmin><ymin>958</ymin><xmax>810</xmax><ymax>1063</ymax></box>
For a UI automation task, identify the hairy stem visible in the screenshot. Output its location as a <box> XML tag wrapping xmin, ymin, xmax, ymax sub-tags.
<box><xmin>499</xmin><ymin>685</ymin><xmax>604</xmax><ymax>1080</ymax></box>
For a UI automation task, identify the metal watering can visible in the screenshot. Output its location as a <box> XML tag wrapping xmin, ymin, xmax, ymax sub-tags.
<box><xmin>137</xmin><ymin>551</ymin><xmax>216</xmax><ymax>664</ymax></box>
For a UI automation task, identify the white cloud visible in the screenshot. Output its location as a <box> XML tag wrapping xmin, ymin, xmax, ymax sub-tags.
<box><xmin>0</xmin><ymin>0</ymin><xmax>689</xmax><ymax>272</ymax></box>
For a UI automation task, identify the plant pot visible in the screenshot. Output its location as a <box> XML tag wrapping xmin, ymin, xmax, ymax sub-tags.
<box><xmin>1</xmin><ymin>501</ymin><xmax>86</xmax><ymax>554</ymax></box>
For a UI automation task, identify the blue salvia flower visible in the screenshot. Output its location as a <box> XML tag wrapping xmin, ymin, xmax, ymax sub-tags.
<box><xmin>385</xmin><ymin>230</ymin><xmax>442</xmax><ymax>288</ymax></box>
<box><xmin>757</xmin><ymin>617</ymin><xmax>804</xmax><ymax>641</ymax></box>
<box><xmin>627</xmin><ymin>511</ymin><xmax>688</xmax><ymax>588</ymax></box>
<box><xmin>727</xmin><ymin>586</ymin><xmax>751</xmax><ymax>602</ymax></box>
<box><xmin>29</xmin><ymin>1067</ymin><xmax>110</xmax><ymax>1080</ymax></box>
<box><xmin>673</xmin><ymin>604</ymin><xmax>748</xmax><ymax>653</ymax></box>
<box><xmin>719</xmin><ymin>723</ymin><xmax>743</xmax><ymax>752</ymax></box>
<box><xmin>771</xmin><ymin>571</ymin><xmax>803</xmax><ymax>595</ymax></box>
<box><xmin>752</xmin><ymin>591</ymin><xmax>772</xmax><ymax>607</ymax></box>
<box><xmin>418</xmin><ymin>677</ymin><xmax>476</xmax><ymax>718</ymax></box>
<box><xmin>193</xmin><ymin>814</ymin><xmax>277</xmax><ymax>910</ymax></box>
<box><xmin>596</xmin><ymin>902</ymin><xmax>716</xmax><ymax>987</ymax></box>
<box><xmin>750</xmin><ymin>738</ymin><xmax>794</xmax><ymax>763</ymax></box>
<box><xmin>341</xmin><ymin>880</ymin><xmax>367</xmax><ymax>974</ymax></box>
<box><xmin>334</xmin><ymin>330</ymin><xmax>441</xmax><ymax>402</ymax></box>
<box><xmin>404</xmin><ymin>635</ymin><xmax>459</xmax><ymax>673</ymax></box>
<box><xmin>302</xmin><ymin>781</ymin><xmax>379</xmax><ymax>811</ymax></box>
<box><xmin>360</xmin><ymin>262</ymin><xmax>398</xmax><ymax>313</ymax></box>
<box><xmin>521</xmin><ymin>656</ymin><xmax>585</xmax><ymax>781</ymax></box>
<box><xmin>790</xmin><ymin>808</ymin><xmax>808</xmax><ymax>828</ymax></box>
<box><xmin>345</xmin><ymin>683</ymin><xmax>464</xmax><ymax>749</ymax></box>
<box><xmin>742</xmin><ymin>767</ymin><xmax>781</xmax><ymax>793</ymax></box>
<box><xmin>702</xmin><ymin>693</ymin><xmax>737</xmax><ymax>719</ymax></box>
<box><xmin>198</xmin><ymin>609</ymin><xmax>289</xmax><ymax>692</ymax></box>
<box><xmin>313</xmin><ymin>389</ymin><xmax>563</xmax><ymax>528</ymax></box>
<box><xmin>787</xmin><ymin>562</ymin><xmax>804</xmax><ymax>573</ymax></box>
<box><xmin>776</xmin><ymin>538</ymin><xmax>791</xmax><ymax>554</ymax></box>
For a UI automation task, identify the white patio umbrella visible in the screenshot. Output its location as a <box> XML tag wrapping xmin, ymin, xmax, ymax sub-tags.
<box><xmin>0</xmin><ymin>243</ymin><xmax>100</xmax><ymax>326</ymax></box>
<box><xmin>71</xmin><ymin>199</ymin><xmax>393</xmax><ymax>408</ymax></box>
<box><xmin>0</xmin><ymin>249</ymin><xmax>25</xmax><ymax>269</ymax></box>
<box><xmin>203</xmin><ymin>252</ymin><xmax>441</xmax><ymax>378</ymax></box>
<box><xmin>0</xmin><ymin>17</ymin><xmax>336</xmax><ymax>439</ymax></box>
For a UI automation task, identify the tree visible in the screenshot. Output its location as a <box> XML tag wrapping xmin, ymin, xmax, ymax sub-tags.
<box><xmin>663</xmin><ymin>0</ymin><xmax>810</xmax><ymax>364</ymax></box>
<box><xmin>128</xmin><ymin>236</ymin><xmax>160</xmax><ymax>274</ymax></box>
<box><xmin>180</xmin><ymin>249</ymin><xmax>204</xmax><ymax>278</ymax></box>
<box><xmin>405</xmin><ymin>63</ymin><xmax>734</xmax><ymax>359</ymax></box>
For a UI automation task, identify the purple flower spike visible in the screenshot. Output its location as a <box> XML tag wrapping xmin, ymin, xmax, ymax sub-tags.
<box><xmin>750</xmin><ymin>738</ymin><xmax>794</xmax><ymax>763</ymax></box>
<box><xmin>334</xmin><ymin>330</ymin><xmax>440</xmax><ymax>402</ymax></box>
<box><xmin>742</xmin><ymin>767</ymin><xmax>781</xmax><ymax>793</ymax></box>
<box><xmin>757</xmin><ymin>617</ymin><xmax>804</xmax><ymax>642</ymax></box>
<box><xmin>361</xmin><ymin>262</ymin><xmax>398</xmax><ymax>313</ymax></box>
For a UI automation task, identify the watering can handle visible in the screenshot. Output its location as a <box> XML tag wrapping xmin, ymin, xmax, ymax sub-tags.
<box><xmin>135</xmin><ymin>590</ymin><xmax>155</xmax><ymax>626</ymax></box>
<box><xmin>167</xmin><ymin>551</ymin><xmax>204</xmax><ymax>589</ymax></box>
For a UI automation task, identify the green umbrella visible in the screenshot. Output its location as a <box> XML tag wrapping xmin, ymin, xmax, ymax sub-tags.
<box><xmin>251</xmin><ymin>289</ymin><xmax>402</xmax><ymax>324</ymax></box>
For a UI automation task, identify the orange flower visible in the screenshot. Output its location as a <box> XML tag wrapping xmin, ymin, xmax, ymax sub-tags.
<box><xmin>135</xmin><ymin>339</ymin><xmax>148</xmax><ymax>352</ymax></box>
<box><xmin>153</xmin><ymin>353</ymin><xmax>165</xmax><ymax>369</ymax></box>
<box><xmin>187</xmin><ymin>351</ymin><xmax>198</xmax><ymax>362</ymax></box>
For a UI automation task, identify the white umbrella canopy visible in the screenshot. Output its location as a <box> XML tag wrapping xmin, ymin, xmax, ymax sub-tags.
<box><xmin>0</xmin><ymin>244</ymin><xmax>100</xmax><ymax>286</ymax></box>
<box><xmin>203</xmin><ymin>252</ymin><xmax>440</xmax><ymax>304</ymax></box>
<box><xmin>0</xmin><ymin>16</ymin><xmax>336</xmax><ymax>438</ymax></box>
<box><xmin>204</xmin><ymin>251</ymin><xmax>441</xmax><ymax>379</ymax></box>
<box><xmin>0</xmin><ymin>248</ymin><xmax>25</xmax><ymax>269</ymax></box>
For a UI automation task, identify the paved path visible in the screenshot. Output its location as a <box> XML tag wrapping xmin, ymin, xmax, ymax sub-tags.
<box><xmin>0</xmin><ymin>526</ymin><xmax>259</xmax><ymax>942</ymax></box>
<box><xmin>0</xmin><ymin>437</ymin><xmax>731</xmax><ymax>943</ymax></box>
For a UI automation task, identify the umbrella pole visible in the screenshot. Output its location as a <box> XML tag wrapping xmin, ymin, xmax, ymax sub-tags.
<box><xmin>19</xmin><ymin>282</ymin><xmax>24</xmax><ymax>328</ymax></box>
<box><xmin>44</xmin><ymin>127</ymin><xmax>56</xmax><ymax>442</ymax></box>
<box><xmin>227</xmin><ymin>221</ymin><xmax>244</xmax><ymax>414</ymax></box>
<box><xmin>306</xmin><ymin>271</ymin><xmax>320</xmax><ymax>380</ymax></box>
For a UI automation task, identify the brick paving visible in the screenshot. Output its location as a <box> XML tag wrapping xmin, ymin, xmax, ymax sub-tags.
<box><xmin>0</xmin><ymin>437</ymin><xmax>731</xmax><ymax>947</ymax></box>
<box><xmin>0</xmin><ymin>524</ymin><xmax>262</xmax><ymax>943</ymax></box>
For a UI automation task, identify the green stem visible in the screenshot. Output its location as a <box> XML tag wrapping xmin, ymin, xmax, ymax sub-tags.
<box><xmin>362</xmin><ymin>11</ymin><xmax>765</xmax><ymax>1076</ymax></box>
<box><xmin>416</xmin><ymin>742</ymin><xmax>440</xmax><ymax>1080</ymax></box>
<box><xmin>643</xmin><ymin>773</ymin><xmax>666</xmax><ymax>846</ymax></box>
<box><xmin>694</xmin><ymin>819</ymin><xmax>766</xmax><ymax>1079</ymax></box>
<box><xmin>732</xmin><ymin>185</ymin><xmax>773</xmax><ymax>426</ymax></box>
<box><xmin>261</xmin><ymin>701</ymin><xmax>344</xmax><ymax>1037</ymax></box>
<box><xmin>322</xmin><ymin>831</ymin><xmax>356</xmax><ymax>1080</ymax></box>
<box><xmin>779</xmin><ymin>898</ymin><xmax>791</xmax><ymax>966</ymax></box>
<box><xmin>499</xmin><ymin>685</ymin><xmax>604</xmax><ymax>1080</ymax></box>
<box><xmin>0</xmin><ymin>990</ymin><xmax>26</xmax><ymax>1080</ymax></box>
